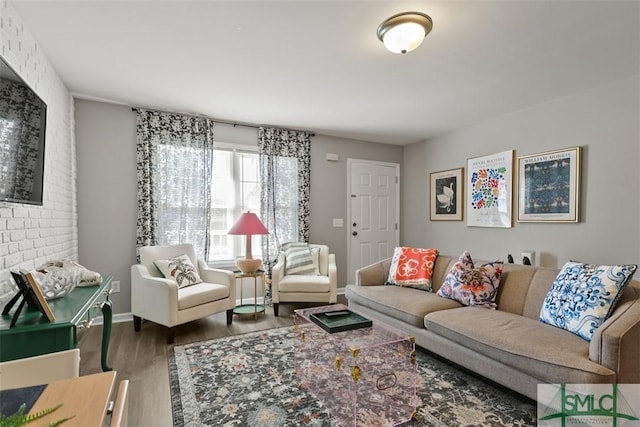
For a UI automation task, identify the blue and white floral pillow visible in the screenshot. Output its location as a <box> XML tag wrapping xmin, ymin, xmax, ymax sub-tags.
<box><xmin>539</xmin><ymin>261</ymin><xmax>637</xmax><ymax>341</ymax></box>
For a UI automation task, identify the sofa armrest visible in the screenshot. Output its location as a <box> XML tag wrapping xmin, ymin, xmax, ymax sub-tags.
<box><xmin>589</xmin><ymin>288</ymin><xmax>640</xmax><ymax>384</ymax></box>
<box><xmin>355</xmin><ymin>258</ymin><xmax>391</xmax><ymax>286</ymax></box>
<box><xmin>131</xmin><ymin>264</ymin><xmax>179</xmax><ymax>326</ymax></box>
<box><xmin>197</xmin><ymin>261</ymin><xmax>234</xmax><ymax>285</ymax></box>
<box><xmin>328</xmin><ymin>253</ymin><xmax>337</xmax><ymax>303</ymax></box>
<box><xmin>271</xmin><ymin>254</ymin><xmax>286</xmax><ymax>303</ymax></box>
<box><xmin>197</xmin><ymin>261</ymin><xmax>237</xmax><ymax>302</ymax></box>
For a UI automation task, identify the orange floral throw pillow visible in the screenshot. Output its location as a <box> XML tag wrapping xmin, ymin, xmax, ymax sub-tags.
<box><xmin>386</xmin><ymin>247</ymin><xmax>439</xmax><ymax>291</ymax></box>
<box><xmin>436</xmin><ymin>251</ymin><xmax>503</xmax><ymax>309</ymax></box>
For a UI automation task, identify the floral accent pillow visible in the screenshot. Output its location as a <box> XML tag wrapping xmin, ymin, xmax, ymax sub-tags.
<box><xmin>386</xmin><ymin>247</ymin><xmax>439</xmax><ymax>291</ymax></box>
<box><xmin>436</xmin><ymin>251</ymin><xmax>503</xmax><ymax>309</ymax></box>
<box><xmin>539</xmin><ymin>261</ymin><xmax>637</xmax><ymax>341</ymax></box>
<box><xmin>154</xmin><ymin>254</ymin><xmax>202</xmax><ymax>288</ymax></box>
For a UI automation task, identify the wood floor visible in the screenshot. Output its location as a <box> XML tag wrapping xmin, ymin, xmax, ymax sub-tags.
<box><xmin>77</xmin><ymin>298</ymin><xmax>346</xmax><ymax>427</ymax></box>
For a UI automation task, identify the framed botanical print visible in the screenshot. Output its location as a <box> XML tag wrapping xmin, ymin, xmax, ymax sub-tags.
<box><xmin>430</xmin><ymin>168</ymin><xmax>463</xmax><ymax>221</ymax></box>
<box><xmin>466</xmin><ymin>150</ymin><xmax>514</xmax><ymax>228</ymax></box>
<box><xmin>517</xmin><ymin>146</ymin><xmax>581</xmax><ymax>222</ymax></box>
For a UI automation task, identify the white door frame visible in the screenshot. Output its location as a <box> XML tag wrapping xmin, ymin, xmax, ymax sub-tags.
<box><xmin>347</xmin><ymin>158</ymin><xmax>400</xmax><ymax>284</ymax></box>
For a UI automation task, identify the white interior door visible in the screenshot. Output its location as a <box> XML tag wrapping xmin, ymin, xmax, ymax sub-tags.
<box><xmin>347</xmin><ymin>159</ymin><xmax>399</xmax><ymax>284</ymax></box>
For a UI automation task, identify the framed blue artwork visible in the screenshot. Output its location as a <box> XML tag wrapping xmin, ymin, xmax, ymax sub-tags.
<box><xmin>517</xmin><ymin>146</ymin><xmax>581</xmax><ymax>223</ymax></box>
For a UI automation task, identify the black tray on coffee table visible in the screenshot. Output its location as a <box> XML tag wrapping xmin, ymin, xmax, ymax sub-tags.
<box><xmin>309</xmin><ymin>309</ymin><xmax>372</xmax><ymax>334</ymax></box>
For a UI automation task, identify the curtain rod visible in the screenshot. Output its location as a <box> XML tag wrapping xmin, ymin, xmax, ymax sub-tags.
<box><xmin>130</xmin><ymin>107</ymin><xmax>315</xmax><ymax>136</ymax></box>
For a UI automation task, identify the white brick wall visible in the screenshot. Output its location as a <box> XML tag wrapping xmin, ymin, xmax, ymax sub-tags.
<box><xmin>0</xmin><ymin>1</ymin><xmax>77</xmax><ymax>303</ymax></box>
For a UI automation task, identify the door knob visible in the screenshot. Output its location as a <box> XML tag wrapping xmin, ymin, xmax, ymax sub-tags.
<box><xmin>352</xmin><ymin>231</ymin><xmax>358</xmax><ymax>236</ymax></box>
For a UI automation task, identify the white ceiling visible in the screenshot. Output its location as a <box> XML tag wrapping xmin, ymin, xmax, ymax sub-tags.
<box><xmin>11</xmin><ymin>1</ymin><xmax>640</xmax><ymax>145</ymax></box>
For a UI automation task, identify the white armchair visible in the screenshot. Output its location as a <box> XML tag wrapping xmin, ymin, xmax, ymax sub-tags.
<box><xmin>271</xmin><ymin>243</ymin><xmax>337</xmax><ymax>316</ymax></box>
<box><xmin>131</xmin><ymin>243</ymin><xmax>236</xmax><ymax>343</ymax></box>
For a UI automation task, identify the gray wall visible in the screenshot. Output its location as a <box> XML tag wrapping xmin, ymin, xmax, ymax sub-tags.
<box><xmin>77</xmin><ymin>74</ymin><xmax>639</xmax><ymax>317</ymax></box>
<box><xmin>309</xmin><ymin>135</ymin><xmax>403</xmax><ymax>284</ymax></box>
<box><xmin>74</xmin><ymin>100</ymin><xmax>403</xmax><ymax>314</ymax></box>
<box><xmin>75</xmin><ymin>101</ymin><xmax>136</xmax><ymax>315</ymax></box>
<box><xmin>402</xmin><ymin>75</ymin><xmax>640</xmax><ymax>268</ymax></box>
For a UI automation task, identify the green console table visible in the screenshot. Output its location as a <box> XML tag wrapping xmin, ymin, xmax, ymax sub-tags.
<box><xmin>0</xmin><ymin>276</ymin><xmax>113</xmax><ymax>371</ymax></box>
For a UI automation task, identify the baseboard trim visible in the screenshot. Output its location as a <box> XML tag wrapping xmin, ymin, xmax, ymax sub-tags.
<box><xmin>92</xmin><ymin>312</ymin><xmax>133</xmax><ymax>326</ymax></box>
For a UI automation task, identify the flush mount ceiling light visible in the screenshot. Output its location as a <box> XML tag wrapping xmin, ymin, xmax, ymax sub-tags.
<box><xmin>377</xmin><ymin>11</ymin><xmax>433</xmax><ymax>54</ymax></box>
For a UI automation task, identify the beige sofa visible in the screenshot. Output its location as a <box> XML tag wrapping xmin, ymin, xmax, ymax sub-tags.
<box><xmin>345</xmin><ymin>255</ymin><xmax>640</xmax><ymax>400</ymax></box>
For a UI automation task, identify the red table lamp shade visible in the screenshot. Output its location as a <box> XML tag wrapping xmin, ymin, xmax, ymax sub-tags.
<box><xmin>228</xmin><ymin>212</ymin><xmax>269</xmax><ymax>236</ymax></box>
<box><xmin>228</xmin><ymin>212</ymin><xmax>269</xmax><ymax>273</ymax></box>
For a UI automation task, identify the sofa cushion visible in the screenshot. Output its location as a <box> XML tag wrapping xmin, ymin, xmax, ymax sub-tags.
<box><xmin>425</xmin><ymin>307</ymin><xmax>616</xmax><ymax>384</ymax></box>
<box><xmin>497</xmin><ymin>265</ymin><xmax>559</xmax><ymax>319</ymax></box>
<box><xmin>436</xmin><ymin>251</ymin><xmax>503</xmax><ymax>309</ymax></box>
<box><xmin>386</xmin><ymin>247</ymin><xmax>439</xmax><ymax>291</ymax></box>
<box><xmin>278</xmin><ymin>274</ymin><xmax>330</xmax><ymax>293</ymax></box>
<box><xmin>539</xmin><ymin>261</ymin><xmax>637</xmax><ymax>341</ymax></box>
<box><xmin>345</xmin><ymin>284</ymin><xmax>462</xmax><ymax>328</ymax></box>
<box><xmin>178</xmin><ymin>282</ymin><xmax>230</xmax><ymax>310</ymax></box>
<box><xmin>153</xmin><ymin>254</ymin><xmax>202</xmax><ymax>288</ymax></box>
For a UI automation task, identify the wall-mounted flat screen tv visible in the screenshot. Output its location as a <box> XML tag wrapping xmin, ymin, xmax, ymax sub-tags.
<box><xmin>0</xmin><ymin>55</ymin><xmax>47</xmax><ymax>205</ymax></box>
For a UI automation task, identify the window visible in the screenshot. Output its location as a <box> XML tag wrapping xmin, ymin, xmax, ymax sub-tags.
<box><xmin>136</xmin><ymin>111</ymin><xmax>308</xmax><ymax>264</ymax></box>
<box><xmin>209</xmin><ymin>143</ymin><xmax>292</xmax><ymax>264</ymax></box>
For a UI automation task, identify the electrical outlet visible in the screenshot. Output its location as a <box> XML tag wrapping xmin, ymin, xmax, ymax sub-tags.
<box><xmin>111</xmin><ymin>280</ymin><xmax>121</xmax><ymax>293</ymax></box>
<box><xmin>521</xmin><ymin>251</ymin><xmax>535</xmax><ymax>266</ymax></box>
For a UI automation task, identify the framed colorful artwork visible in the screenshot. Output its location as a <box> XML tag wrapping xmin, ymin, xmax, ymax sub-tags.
<box><xmin>517</xmin><ymin>146</ymin><xmax>581</xmax><ymax>223</ymax></box>
<box><xmin>466</xmin><ymin>150</ymin><xmax>514</xmax><ymax>228</ymax></box>
<box><xmin>430</xmin><ymin>168</ymin><xmax>464</xmax><ymax>221</ymax></box>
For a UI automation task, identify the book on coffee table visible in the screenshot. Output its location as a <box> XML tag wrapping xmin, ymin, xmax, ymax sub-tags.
<box><xmin>309</xmin><ymin>309</ymin><xmax>372</xmax><ymax>334</ymax></box>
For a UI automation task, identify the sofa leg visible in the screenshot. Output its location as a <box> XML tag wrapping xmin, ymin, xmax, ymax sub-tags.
<box><xmin>226</xmin><ymin>309</ymin><xmax>233</xmax><ymax>325</ymax></box>
<box><xmin>166</xmin><ymin>328</ymin><xmax>175</xmax><ymax>345</ymax></box>
<box><xmin>133</xmin><ymin>315</ymin><xmax>142</xmax><ymax>332</ymax></box>
<box><xmin>273</xmin><ymin>303</ymin><xmax>279</xmax><ymax>317</ymax></box>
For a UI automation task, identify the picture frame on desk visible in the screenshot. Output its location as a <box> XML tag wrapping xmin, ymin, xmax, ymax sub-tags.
<box><xmin>9</xmin><ymin>271</ymin><xmax>40</xmax><ymax>310</ymax></box>
<box><xmin>23</xmin><ymin>272</ymin><xmax>56</xmax><ymax>323</ymax></box>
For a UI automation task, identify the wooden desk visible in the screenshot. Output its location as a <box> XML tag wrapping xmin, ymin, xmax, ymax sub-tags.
<box><xmin>0</xmin><ymin>277</ymin><xmax>113</xmax><ymax>371</ymax></box>
<box><xmin>28</xmin><ymin>371</ymin><xmax>116</xmax><ymax>426</ymax></box>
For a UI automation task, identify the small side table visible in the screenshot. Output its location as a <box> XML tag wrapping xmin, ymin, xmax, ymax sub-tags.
<box><xmin>233</xmin><ymin>269</ymin><xmax>266</xmax><ymax>319</ymax></box>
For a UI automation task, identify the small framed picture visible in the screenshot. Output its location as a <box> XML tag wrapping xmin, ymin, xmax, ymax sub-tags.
<box><xmin>430</xmin><ymin>168</ymin><xmax>464</xmax><ymax>221</ymax></box>
<box><xmin>10</xmin><ymin>271</ymin><xmax>40</xmax><ymax>310</ymax></box>
<box><xmin>23</xmin><ymin>271</ymin><xmax>56</xmax><ymax>322</ymax></box>
<box><xmin>517</xmin><ymin>147</ymin><xmax>581</xmax><ymax>223</ymax></box>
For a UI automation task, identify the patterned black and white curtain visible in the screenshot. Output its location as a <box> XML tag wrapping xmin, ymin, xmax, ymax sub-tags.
<box><xmin>258</xmin><ymin>127</ymin><xmax>312</xmax><ymax>269</ymax></box>
<box><xmin>135</xmin><ymin>108</ymin><xmax>214</xmax><ymax>259</ymax></box>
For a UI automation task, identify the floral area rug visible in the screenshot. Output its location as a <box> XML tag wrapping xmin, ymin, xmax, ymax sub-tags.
<box><xmin>168</xmin><ymin>327</ymin><xmax>536</xmax><ymax>426</ymax></box>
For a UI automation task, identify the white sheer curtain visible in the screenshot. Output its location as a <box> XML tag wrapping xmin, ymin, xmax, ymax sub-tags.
<box><xmin>258</xmin><ymin>127</ymin><xmax>312</xmax><ymax>270</ymax></box>
<box><xmin>135</xmin><ymin>108</ymin><xmax>214</xmax><ymax>259</ymax></box>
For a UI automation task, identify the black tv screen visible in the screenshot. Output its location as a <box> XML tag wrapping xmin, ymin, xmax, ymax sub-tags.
<box><xmin>0</xmin><ymin>55</ymin><xmax>47</xmax><ymax>205</ymax></box>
